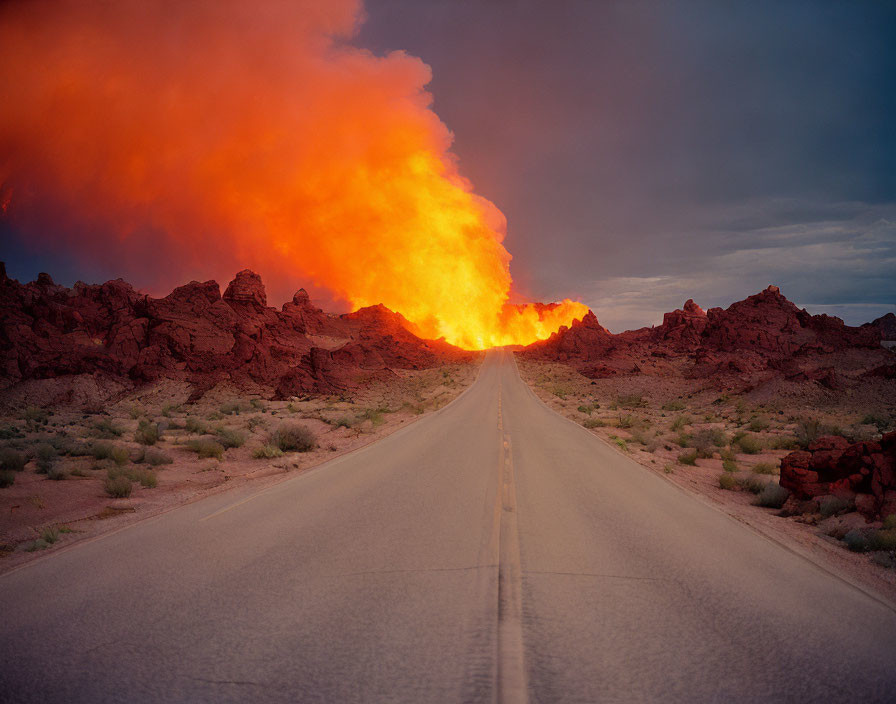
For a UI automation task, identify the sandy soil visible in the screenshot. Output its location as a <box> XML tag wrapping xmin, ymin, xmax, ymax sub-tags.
<box><xmin>516</xmin><ymin>357</ymin><xmax>896</xmax><ymax>603</ymax></box>
<box><xmin>0</xmin><ymin>358</ymin><xmax>482</xmax><ymax>573</ymax></box>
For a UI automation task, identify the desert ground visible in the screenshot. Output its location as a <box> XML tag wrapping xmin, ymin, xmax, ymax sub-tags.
<box><xmin>0</xmin><ymin>360</ymin><xmax>480</xmax><ymax>572</ymax></box>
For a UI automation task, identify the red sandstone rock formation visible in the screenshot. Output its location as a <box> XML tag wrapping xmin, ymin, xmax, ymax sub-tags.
<box><xmin>0</xmin><ymin>265</ymin><xmax>471</xmax><ymax>403</ymax></box>
<box><xmin>780</xmin><ymin>432</ymin><xmax>896</xmax><ymax>521</ymax></box>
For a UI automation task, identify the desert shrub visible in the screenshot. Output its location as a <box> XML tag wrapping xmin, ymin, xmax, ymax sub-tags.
<box><xmin>869</xmin><ymin>530</ymin><xmax>896</xmax><ymax>551</ymax></box>
<box><xmin>23</xmin><ymin>406</ymin><xmax>49</xmax><ymax>425</ymax></box>
<box><xmin>738</xmin><ymin>475</ymin><xmax>765</xmax><ymax>494</ymax></box>
<box><xmin>0</xmin><ymin>448</ymin><xmax>26</xmax><ymax>472</ymax></box>
<box><xmin>718</xmin><ymin>473</ymin><xmax>737</xmax><ymax>490</ymax></box>
<box><xmin>722</xmin><ymin>458</ymin><xmax>738</xmax><ymax>472</ymax></box>
<box><xmin>883</xmin><ymin>514</ymin><xmax>896</xmax><ymax>531</ymax></box>
<box><xmin>143</xmin><ymin>448</ymin><xmax>173</xmax><ymax>466</ymax></box>
<box><xmin>34</xmin><ymin>443</ymin><xmax>57</xmax><ymax>474</ymax></box>
<box><xmin>691</xmin><ymin>428</ymin><xmax>727</xmax><ymax>458</ymax></box>
<box><xmin>215</xmin><ymin>427</ymin><xmax>247</xmax><ymax>449</ymax></box>
<box><xmin>843</xmin><ymin>530</ymin><xmax>868</xmax><ymax>552</ymax></box>
<box><xmin>359</xmin><ymin>408</ymin><xmax>385</xmax><ymax>427</ymax></box>
<box><xmin>184</xmin><ymin>416</ymin><xmax>207</xmax><ymax>434</ymax></box>
<box><xmin>818</xmin><ymin>495</ymin><xmax>850</xmax><ymax>518</ymax></box>
<box><xmin>662</xmin><ymin>400</ymin><xmax>685</xmax><ymax>411</ymax></box>
<box><xmin>110</xmin><ymin>446</ymin><xmax>129</xmax><ymax>466</ymax></box>
<box><xmin>90</xmin><ymin>441</ymin><xmax>117</xmax><ymax>460</ymax></box>
<box><xmin>0</xmin><ymin>470</ymin><xmax>14</xmax><ymax>488</ymax></box>
<box><xmin>220</xmin><ymin>400</ymin><xmax>250</xmax><ymax>416</ymax></box>
<box><xmin>577</xmin><ymin>405</ymin><xmax>593</xmax><ymax>415</ymax></box>
<box><xmin>748</xmin><ymin>416</ymin><xmax>770</xmax><ymax>432</ymax></box>
<box><xmin>582</xmin><ymin>418</ymin><xmax>605</xmax><ymax>429</ymax></box>
<box><xmin>247</xmin><ymin>416</ymin><xmax>268</xmax><ymax>430</ymax></box>
<box><xmin>161</xmin><ymin>403</ymin><xmax>181</xmax><ymax>417</ymax></box>
<box><xmin>40</xmin><ymin>526</ymin><xmax>60</xmax><ymax>544</ymax></box>
<box><xmin>250</xmin><ymin>399</ymin><xmax>266</xmax><ymax>410</ymax></box>
<box><xmin>675</xmin><ymin>433</ymin><xmax>691</xmax><ymax>448</ymax></box>
<box><xmin>617</xmin><ymin>415</ymin><xmax>635</xmax><ymax>429</ymax></box>
<box><xmin>616</xmin><ymin>394</ymin><xmax>647</xmax><ymax>408</ymax></box>
<box><xmin>134</xmin><ymin>419</ymin><xmax>161</xmax><ymax>446</ymax></box>
<box><xmin>334</xmin><ymin>416</ymin><xmax>355</xmax><ymax>429</ymax></box>
<box><xmin>613</xmin><ymin>438</ymin><xmax>628</xmax><ymax>452</ymax></box>
<box><xmin>104</xmin><ymin>473</ymin><xmax>132</xmax><ymax>498</ymax></box>
<box><xmin>769</xmin><ymin>435</ymin><xmax>800</xmax><ymax>451</ymax></box>
<box><xmin>271</xmin><ymin>423</ymin><xmax>317</xmax><ymax>453</ymax></box>
<box><xmin>133</xmin><ymin>468</ymin><xmax>157</xmax><ymax>488</ymax></box>
<box><xmin>47</xmin><ymin>463</ymin><xmax>67</xmax><ymax>480</ymax></box>
<box><xmin>252</xmin><ymin>443</ymin><xmax>284</xmax><ymax>459</ymax></box>
<box><xmin>753</xmin><ymin>483</ymin><xmax>790</xmax><ymax>508</ymax></box>
<box><xmin>92</xmin><ymin>418</ymin><xmax>124</xmax><ymax>438</ymax></box>
<box><xmin>551</xmin><ymin>386</ymin><xmax>569</xmax><ymax>399</ymax></box>
<box><xmin>752</xmin><ymin>462</ymin><xmax>778</xmax><ymax>475</ymax></box>
<box><xmin>678</xmin><ymin>450</ymin><xmax>698</xmax><ymax>466</ymax></box>
<box><xmin>733</xmin><ymin>433</ymin><xmax>762</xmax><ymax>455</ymax></box>
<box><xmin>187</xmin><ymin>437</ymin><xmax>225</xmax><ymax>460</ymax></box>
<box><xmin>794</xmin><ymin>418</ymin><xmax>832</xmax><ymax>449</ymax></box>
<box><xmin>861</xmin><ymin>413</ymin><xmax>892</xmax><ymax>433</ymax></box>
<box><xmin>671</xmin><ymin>415</ymin><xmax>691</xmax><ymax>432</ymax></box>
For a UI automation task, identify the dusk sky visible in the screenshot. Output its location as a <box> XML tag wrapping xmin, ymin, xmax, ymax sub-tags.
<box><xmin>2</xmin><ymin>0</ymin><xmax>894</xmax><ymax>332</ymax></box>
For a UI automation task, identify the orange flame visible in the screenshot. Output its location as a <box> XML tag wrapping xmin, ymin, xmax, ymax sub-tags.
<box><xmin>0</xmin><ymin>0</ymin><xmax>587</xmax><ymax>349</ymax></box>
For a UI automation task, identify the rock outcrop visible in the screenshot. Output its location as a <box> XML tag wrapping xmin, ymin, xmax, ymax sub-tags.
<box><xmin>863</xmin><ymin>312</ymin><xmax>896</xmax><ymax>341</ymax></box>
<box><xmin>0</xmin><ymin>265</ymin><xmax>471</xmax><ymax>404</ymax></box>
<box><xmin>780</xmin><ymin>432</ymin><xmax>896</xmax><ymax>521</ymax></box>
<box><xmin>519</xmin><ymin>285</ymin><xmax>888</xmax><ymax>387</ymax></box>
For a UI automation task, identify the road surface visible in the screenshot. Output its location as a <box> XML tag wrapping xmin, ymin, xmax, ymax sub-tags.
<box><xmin>2</xmin><ymin>350</ymin><xmax>895</xmax><ymax>702</ymax></box>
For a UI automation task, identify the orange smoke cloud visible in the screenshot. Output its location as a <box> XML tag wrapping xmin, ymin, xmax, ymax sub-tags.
<box><xmin>0</xmin><ymin>0</ymin><xmax>587</xmax><ymax>349</ymax></box>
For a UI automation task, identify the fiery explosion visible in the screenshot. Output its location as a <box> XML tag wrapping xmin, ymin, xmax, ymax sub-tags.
<box><xmin>0</xmin><ymin>0</ymin><xmax>587</xmax><ymax>349</ymax></box>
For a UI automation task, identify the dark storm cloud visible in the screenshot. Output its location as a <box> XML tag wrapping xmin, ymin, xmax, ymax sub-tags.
<box><xmin>359</xmin><ymin>0</ymin><xmax>896</xmax><ymax>329</ymax></box>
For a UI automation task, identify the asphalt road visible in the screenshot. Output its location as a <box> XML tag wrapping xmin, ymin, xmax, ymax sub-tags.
<box><xmin>2</xmin><ymin>349</ymin><xmax>895</xmax><ymax>703</ymax></box>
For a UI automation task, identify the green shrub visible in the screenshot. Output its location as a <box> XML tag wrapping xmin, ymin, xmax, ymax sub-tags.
<box><xmin>861</xmin><ymin>413</ymin><xmax>892</xmax><ymax>433</ymax></box>
<box><xmin>675</xmin><ymin>432</ymin><xmax>691</xmax><ymax>448</ymax></box>
<box><xmin>40</xmin><ymin>526</ymin><xmax>60</xmax><ymax>544</ymax></box>
<box><xmin>104</xmin><ymin>474</ymin><xmax>132</xmax><ymax>498</ymax></box>
<box><xmin>868</xmin><ymin>529</ymin><xmax>896</xmax><ymax>551</ymax></box>
<box><xmin>582</xmin><ymin>418</ymin><xmax>605</xmax><ymax>429</ymax></box>
<box><xmin>748</xmin><ymin>416</ymin><xmax>770</xmax><ymax>432</ymax></box>
<box><xmin>719</xmin><ymin>473</ymin><xmax>737</xmax><ymax>490</ymax></box>
<box><xmin>34</xmin><ymin>443</ymin><xmax>57</xmax><ymax>474</ymax></box>
<box><xmin>134</xmin><ymin>419</ymin><xmax>161</xmax><ymax>446</ymax></box>
<box><xmin>161</xmin><ymin>403</ymin><xmax>181</xmax><ymax>418</ymax></box>
<box><xmin>734</xmin><ymin>433</ymin><xmax>762</xmax><ymax>455</ymax></box>
<box><xmin>133</xmin><ymin>468</ymin><xmax>157</xmax><ymax>488</ymax></box>
<box><xmin>185</xmin><ymin>416</ymin><xmax>208</xmax><ymax>434</ymax></box>
<box><xmin>617</xmin><ymin>415</ymin><xmax>635</xmax><ymax>429</ymax></box>
<box><xmin>47</xmin><ymin>464</ymin><xmax>67</xmax><ymax>480</ymax></box>
<box><xmin>220</xmin><ymin>401</ymin><xmax>249</xmax><ymax>415</ymax></box>
<box><xmin>722</xmin><ymin>458</ymin><xmax>738</xmax><ymax>472</ymax></box>
<box><xmin>90</xmin><ymin>441</ymin><xmax>116</xmax><ymax>460</ymax></box>
<box><xmin>334</xmin><ymin>416</ymin><xmax>355</xmax><ymax>429</ymax></box>
<box><xmin>671</xmin><ymin>415</ymin><xmax>692</xmax><ymax>432</ymax></box>
<box><xmin>143</xmin><ymin>448</ymin><xmax>173</xmax><ymax>466</ymax></box>
<box><xmin>187</xmin><ymin>437</ymin><xmax>225</xmax><ymax>460</ymax></box>
<box><xmin>794</xmin><ymin>418</ymin><xmax>833</xmax><ymax>449</ymax></box>
<box><xmin>92</xmin><ymin>418</ymin><xmax>124</xmax><ymax>438</ymax></box>
<box><xmin>215</xmin><ymin>427</ymin><xmax>247</xmax><ymax>449</ymax></box>
<box><xmin>817</xmin><ymin>495</ymin><xmax>849</xmax><ymax>518</ymax></box>
<box><xmin>843</xmin><ymin>530</ymin><xmax>868</xmax><ymax>552</ymax></box>
<box><xmin>691</xmin><ymin>428</ymin><xmax>727</xmax><ymax>458</ymax></box>
<box><xmin>752</xmin><ymin>462</ymin><xmax>778</xmax><ymax>475</ymax></box>
<box><xmin>0</xmin><ymin>470</ymin><xmax>14</xmax><ymax>488</ymax></box>
<box><xmin>753</xmin><ymin>483</ymin><xmax>790</xmax><ymax>508</ymax></box>
<box><xmin>662</xmin><ymin>400</ymin><xmax>685</xmax><ymax>411</ymax></box>
<box><xmin>359</xmin><ymin>408</ymin><xmax>385</xmax><ymax>427</ymax></box>
<box><xmin>616</xmin><ymin>394</ymin><xmax>647</xmax><ymax>408</ymax></box>
<box><xmin>252</xmin><ymin>443</ymin><xmax>284</xmax><ymax>459</ymax></box>
<box><xmin>678</xmin><ymin>450</ymin><xmax>698</xmax><ymax>466</ymax></box>
<box><xmin>577</xmin><ymin>405</ymin><xmax>593</xmax><ymax>415</ymax></box>
<box><xmin>738</xmin><ymin>475</ymin><xmax>765</xmax><ymax>494</ymax></box>
<box><xmin>271</xmin><ymin>423</ymin><xmax>317</xmax><ymax>452</ymax></box>
<box><xmin>613</xmin><ymin>438</ymin><xmax>628</xmax><ymax>452</ymax></box>
<box><xmin>0</xmin><ymin>448</ymin><xmax>26</xmax><ymax>472</ymax></box>
<box><xmin>110</xmin><ymin>446</ymin><xmax>129</xmax><ymax>466</ymax></box>
<box><xmin>769</xmin><ymin>435</ymin><xmax>800</xmax><ymax>451</ymax></box>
